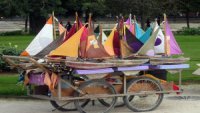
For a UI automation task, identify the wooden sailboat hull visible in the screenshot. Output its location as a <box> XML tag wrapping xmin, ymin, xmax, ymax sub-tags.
<box><xmin>65</xmin><ymin>59</ymin><xmax>149</xmax><ymax>69</ymax></box>
<box><xmin>150</xmin><ymin>57</ymin><xmax>190</xmax><ymax>65</ymax></box>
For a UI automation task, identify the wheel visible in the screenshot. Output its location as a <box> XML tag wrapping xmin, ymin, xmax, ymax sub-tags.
<box><xmin>124</xmin><ymin>77</ymin><xmax>164</xmax><ymax>112</ymax></box>
<box><xmin>50</xmin><ymin>100</ymin><xmax>89</xmax><ymax>111</ymax></box>
<box><xmin>50</xmin><ymin>74</ymin><xmax>89</xmax><ymax>111</ymax></box>
<box><xmin>74</xmin><ymin>79</ymin><xmax>117</xmax><ymax>113</ymax></box>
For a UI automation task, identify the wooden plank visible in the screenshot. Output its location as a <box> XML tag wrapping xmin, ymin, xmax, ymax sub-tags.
<box><xmin>150</xmin><ymin>64</ymin><xmax>189</xmax><ymax>70</ymax></box>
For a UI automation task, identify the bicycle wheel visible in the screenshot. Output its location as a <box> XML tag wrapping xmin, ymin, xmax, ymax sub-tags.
<box><xmin>124</xmin><ymin>77</ymin><xmax>164</xmax><ymax>112</ymax></box>
<box><xmin>50</xmin><ymin>99</ymin><xmax>89</xmax><ymax>111</ymax></box>
<box><xmin>50</xmin><ymin>74</ymin><xmax>89</xmax><ymax>111</ymax></box>
<box><xmin>74</xmin><ymin>79</ymin><xmax>117</xmax><ymax>113</ymax></box>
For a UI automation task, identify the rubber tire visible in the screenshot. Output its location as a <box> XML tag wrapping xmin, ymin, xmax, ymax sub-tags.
<box><xmin>50</xmin><ymin>100</ymin><xmax>89</xmax><ymax>111</ymax></box>
<box><xmin>50</xmin><ymin>74</ymin><xmax>90</xmax><ymax>111</ymax></box>
<box><xmin>74</xmin><ymin>79</ymin><xmax>117</xmax><ymax>113</ymax></box>
<box><xmin>124</xmin><ymin>77</ymin><xmax>164</xmax><ymax>112</ymax></box>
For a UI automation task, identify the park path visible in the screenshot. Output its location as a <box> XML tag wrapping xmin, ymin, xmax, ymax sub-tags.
<box><xmin>0</xmin><ymin>85</ymin><xmax>200</xmax><ymax>113</ymax></box>
<box><xmin>0</xmin><ymin>20</ymin><xmax>199</xmax><ymax>33</ymax></box>
<box><xmin>0</xmin><ymin>95</ymin><xmax>200</xmax><ymax>113</ymax></box>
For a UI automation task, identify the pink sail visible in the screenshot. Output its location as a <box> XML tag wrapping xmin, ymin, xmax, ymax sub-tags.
<box><xmin>126</xmin><ymin>18</ymin><xmax>131</xmax><ymax>25</ymax></box>
<box><xmin>165</xmin><ymin>21</ymin><xmax>182</xmax><ymax>55</ymax></box>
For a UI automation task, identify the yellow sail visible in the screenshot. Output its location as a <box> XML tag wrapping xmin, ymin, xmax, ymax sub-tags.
<box><xmin>49</xmin><ymin>27</ymin><xmax>85</xmax><ymax>57</ymax></box>
<box><xmin>104</xmin><ymin>27</ymin><xmax>116</xmax><ymax>56</ymax></box>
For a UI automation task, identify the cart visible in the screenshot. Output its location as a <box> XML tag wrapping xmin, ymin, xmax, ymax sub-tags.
<box><xmin>2</xmin><ymin>55</ymin><xmax>189</xmax><ymax>113</ymax></box>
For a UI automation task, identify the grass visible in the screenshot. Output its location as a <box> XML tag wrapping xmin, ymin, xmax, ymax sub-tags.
<box><xmin>167</xmin><ymin>35</ymin><xmax>200</xmax><ymax>84</ymax></box>
<box><xmin>0</xmin><ymin>73</ymin><xmax>26</xmax><ymax>96</ymax></box>
<box><xmin>0</xmin><ymin>34</ymin><xmax>200</xmax><ymax>96</ymax></box>
<box><xmin>0</xmin><ymin>35</ymin><xmax>33</xmax><ymax>50</ymax></box>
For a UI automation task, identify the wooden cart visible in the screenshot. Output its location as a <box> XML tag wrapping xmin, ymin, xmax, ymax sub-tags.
<box><xmin>2</xmin><ymin>55</ymin><xmax>189</xmax><ymax>113</ymax></box>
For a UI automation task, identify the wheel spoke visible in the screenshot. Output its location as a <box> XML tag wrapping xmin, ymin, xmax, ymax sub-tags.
<box><xmin>124</xmin><ymin>77</ymin><xmax>163</xmax><ymax>112</ymax></box>
<box><xmin>74</xmin><ymin>79</ymin><xmax>117</xmax><ymax>113</ymax></box>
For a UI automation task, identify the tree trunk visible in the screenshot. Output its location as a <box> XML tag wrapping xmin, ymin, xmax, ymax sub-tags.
<box><xmin>186</xmin><ymin>11</ymin><xmax>190</xmax><ymax>28</ymax></box>
<box><xmin>141</xmin><ymin>16</ymin><xmax>145</xmax><ymax>30</ymax></box>
<box><xmin>24</xmin><ymin>15</ymin><xmax>28</xmax><ymax>33</ymax></box>
<box><xmin>29</xmin><ymin>13</ymin><xmax>46</xmax><ymax>34</ymax></box>
<box><xmin>140</xmin><ymin>0</ymin><xmax>145</xmax><ymax>29</ymax></box>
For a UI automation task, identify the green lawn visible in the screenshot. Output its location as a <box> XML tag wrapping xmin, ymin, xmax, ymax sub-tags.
<box><xmin>0</xmin><ymin>35</ymin><xmax>200</xmax><ymax>96</ymax></box>
<box><xmin>0</xmin><ymin>35</ymin><xmax>33</xmax><ymax>50</ymax></box>
<box><xmin>167</xmin><ymin>35</ymin><xmax>200</xmax><ymax>84</ymax></box>
<box><xmin>0</xmin><ymin>73</ymin><xmax>26</xmax><ymax>96</ymax></box>
<box><xmin>0</xmin><ymin>35</ymin><xmax>32</xmax><ymax>96</ymax></box>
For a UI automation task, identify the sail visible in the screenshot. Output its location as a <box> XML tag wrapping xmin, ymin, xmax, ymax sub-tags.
<box><xmin>97</xmin><ymin>31</ymin><xmax>107</xmax><ymax>44</ymax></box>
<box><xmin>165</xmin><ymin>20</ymin><xmax>182</xmax><ymax>55</ymax></box>
<box><xmin>137</xmin><ymin>27</ymin><xmax>160</xmax><ymax>56</ymax></box>
<box><xmin>125</xmin><ymin>18</ymin><xmax>131</xmax><ymax>25</ymax></box>
<box><xmin>101</xmin><ymin>32</ymin><xmax>108</xmax><ymax>44</ymax></box>
<box><xmin>58</xmin><ymin>23</ymin><xmax>66</xmax><ymax>35</ymax></box>
<box><xmin>49</xmin><ymin>27</ymin><xmax>85</xmax><ymax>57</ymax></box>
<box><xmin>120</xmin><ymin>39</ymin><xmax>133</xmax><ymax>58</ymax></box>
<box><xmin>135</xmin><ymin>23</ymin><xmax>144</xmax><ymax>39</ymax></box>
<box><xmin>80</xmin><ymin>27</ymin><xmax>89</xmax><ymax>58</ymax></box>
<box><xmin>21</xmin><ymin>16</ymin><xmax>53</xmax><ymax>56</ymax></box>
<box><xmin>125</xmin><ymin>18</ymin><xmax>135</xmax><ymax>35</ymax></box>
<box><xmin>154</xmin><ymin>21</ymin><xmax>165</xmax><ymax>54</ymax></box>
<box><xmin>85</xmin><ymin>35</ymin><xmax>111</xmax><ymax>58</ymax></box>
<box><xmin>104</xmin><ymin>27</ymin><xmax>116</xmax><ymax>56</ymax></box>
<box><xmin>139</xmin><ymin>27</ymin><xmax>153</xmax><ymax>43</ymax></box>
<box><xmin>94</xmin><ymin>25</ymin><xmax>100</xmax><ymax>37</ymax></box>
<box><xmin>129</xmin><ymin>23</ymin><xmax>135</xmax><ymax>35</ymax></box>
<box><xmin>63</xmin><ymin>20</ymin><xmax>82</xmax><ymax>41</ymax></box>
<box><xmin>35</xmin><ymin>33</ymin><xmax>65</xmax><ymax>58</ymax></box>
<box><xmin>113</xmin><ymin>30</ymin><xmax>121</xmax><ymax>56</ymax></box>
<box><xmin>125</xmin><ymin>26</ymin><xmax>143</xmax><ymax>53</ymax></box>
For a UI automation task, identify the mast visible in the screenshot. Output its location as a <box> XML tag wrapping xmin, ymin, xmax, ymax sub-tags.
<box><xmin>163</xmin><ymin>13</ymin><xmax>168</xmax><ymax>56</ymax></box>
<box><xmin>119</xmin><ymin>16</ymin><xmax>124</xmax><ymax>58</ymax></box>
<box><xmin>75</xmin><ymin>12</ymin><xmax>79</xmax><ymax>31</ymax></box>
<box><xmin>129</xmin><ymin>13</ymin><xmax>132</xmax><ymax>24</ymax></box>
<box><xmin>52</xmin><ymin>11</ymin><xmax>56</xmax><ymax>40</ymax></box>
<box><xmin>133</xmin><ymin>15</ymin><xmax>136</xmax><ymax>23</ymax></box>
<box><xmin>88</xmin><ymin>13</ymin><xmax>93</xmax><ymax>35</ymax></box>
<box><xmin>99</xmin><ymin>24</ymin><xmax>102</xmax><ymax>43</ymax></box>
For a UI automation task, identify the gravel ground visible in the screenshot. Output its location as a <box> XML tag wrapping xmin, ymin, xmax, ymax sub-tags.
<box><xmin>0</xmin><ymin>85</ymin><xmax>200</xmax><ymax>113</ymax></box>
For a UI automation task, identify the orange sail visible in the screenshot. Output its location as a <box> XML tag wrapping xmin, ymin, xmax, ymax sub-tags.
<box><xmin>49</xmin><ymin>27</ymin><xmax>85</xmax><ymax>58</ymax></box>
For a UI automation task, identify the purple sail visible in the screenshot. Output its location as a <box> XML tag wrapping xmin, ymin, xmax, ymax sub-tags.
<box><xmin>125</xmin><ymin>27</ymin><xmax>143</xmax><ymax>53</ymax></box>
<box><xmin>165</xmin><ymin>21</ymin><xmax>182</xmax><ymax>55</ymax></box>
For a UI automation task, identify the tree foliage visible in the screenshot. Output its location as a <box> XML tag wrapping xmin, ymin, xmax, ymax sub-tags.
<box><xmin>0</xmin><ymin>0</ymin><xmax>199</xmax><ymax>32</ymax></box>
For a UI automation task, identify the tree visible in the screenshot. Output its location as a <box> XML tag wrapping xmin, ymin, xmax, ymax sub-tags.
<box><xmin>0</xmin><ymin>0</ymin><xmax>18</xmax><ymax>17</ymax></box>
<box><xmin>176</xmin><ymin>0</ymin><xmax>200</xmax><ymax>28</ymax></box>
<box><xmin>0</xmin><ymin>0</ymin><xmax>66</xmax><ymax>34</ymax></box>
<box><xmin>105</xmin><ymin>0</ymin><xmax>164</xmax><ymax>29</ymax></box>
<box><xmin>26</xmin><ymin>0</ymin><xmax>66</xmax><ymax>34</ymax></box>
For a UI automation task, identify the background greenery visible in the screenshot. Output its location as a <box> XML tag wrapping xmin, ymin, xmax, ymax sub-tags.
<box><xmin>0</xmin><ymin>0</ymin><xmax>199</xmax><ymax>33</ymax></box>
<box><xmin>0</xmin><ymin>73</ymin><xmax>26</xmax><ymax>96</ymax></box>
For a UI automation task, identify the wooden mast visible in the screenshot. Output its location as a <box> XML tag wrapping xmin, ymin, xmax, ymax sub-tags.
<box><xmin>99</xmin><ymin>24</ymin><xmax>102</xmax><ymax>43</ymax></box>
<box><xmin>75</xmin><ymin>12</ymin><xmax>79</xmax><ymax>31</ymax></box>
<box><xmin>52</xmin><ymin>11</ymin><xmax>56</xmax><ymax>40</ymax></box>
<box><xmin>163</xmin><ymin>13</ymin><xmax>168</xmax><ymax>56</ymax></box>
<box><xmin>133</xmin><ymin>15</ymin><xmax>136</xmax><ymax>23</ymax></box>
